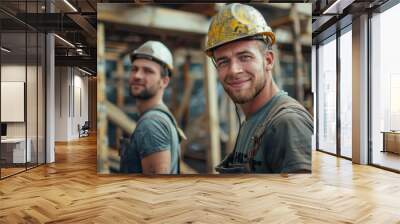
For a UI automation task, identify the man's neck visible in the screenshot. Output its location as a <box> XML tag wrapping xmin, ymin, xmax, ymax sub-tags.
<box><xmin>137</xmin><ymin>94</ymin><xmax>163</xmax><ymax>115</ymax></box>
<box><xmin>240</xmin><ymin>80</ymin><xmax>279</xmax><ymax>118</ymax></box>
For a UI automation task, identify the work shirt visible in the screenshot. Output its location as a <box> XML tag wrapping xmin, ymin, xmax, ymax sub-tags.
<box><xmin>232</xmin><ymin>91</ymin><xmax>313</xmax><ymax>173</ymax></box>
<box><xmin>121</xmin><ymin>104</ymin><xmax>180</xmax><ymax>174</ymax></box>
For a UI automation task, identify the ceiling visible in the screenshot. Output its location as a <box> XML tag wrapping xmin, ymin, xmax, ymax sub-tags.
<box><xmin>3</xmin><ymin>0</ymin><xmax>390</xmax><ymax>72</ymax></box>
<box><xmin>0</xmin><ymin>0</ymin><xmax>97</xmax><ymax>73</ymax></box>
<box><xmin>311</xmin><ymin>0</ymin><xmax>389</xmax><ymax>43</ymax></box>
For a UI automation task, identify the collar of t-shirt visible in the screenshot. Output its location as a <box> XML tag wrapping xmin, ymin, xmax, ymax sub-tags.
<box><xmin>245</xmin><ymin>90</ymin><xmax>287</xmax><ymax>122</ymax></box>
<box><xmin>140</xmin><ymin>103</ymin><xmax>168</xmax><ymax>117</ymax></box>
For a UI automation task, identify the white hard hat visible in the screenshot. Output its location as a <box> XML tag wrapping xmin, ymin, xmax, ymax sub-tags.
<box><xmin>131</xmin><ymin>41</ymin><xmax>174</xmax><ymax>76</ymax></box>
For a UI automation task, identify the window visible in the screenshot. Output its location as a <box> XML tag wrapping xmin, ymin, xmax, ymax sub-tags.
<box><xmin>340</xmin><ymin>28</ymin><xmax>352</xmax><ymax>158</ymax></box>
<box><xmin>317</xmin><ymin>36</ymin><xmax>337</xmax><ymax>154</ymax></box>
<box><xmin>370</xmin><ymin>2</ymin><xmax>400</xmax><ymax>171</ymax></box>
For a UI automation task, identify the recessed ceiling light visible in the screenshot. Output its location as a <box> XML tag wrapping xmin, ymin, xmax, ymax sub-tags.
<box><xmin>322</xmin><ymin>0</ymin><xmax>354</xmax><ymax>15</ymax></box>
<box><xmin>1</xmin><ymin>47</ymin><xmax>11</xmax><ymax>53</ymax></box>
<box><xmin>54</xmin><ymin>34</ymin><xmax>75</xmax><ymax>48</ymax></box>
<box><xmin>78</xmin><ymin>67</ymin><xmax>92</xmax><ymax>76</ymax></box>
<box><xmin>63</xmin><ymin>0</ymin><xmax>78</xmax><ymax>12</ymax></box>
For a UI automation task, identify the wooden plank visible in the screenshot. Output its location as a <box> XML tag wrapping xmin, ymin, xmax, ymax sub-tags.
<box><xmin>108</xmin><ymin>148</ymin><xmax>121</xmax><ymax>171</ymax></box>
<box><xmin>105</xmin><ymin>100</ymin><xmax>136</xmax><ymax>135</ymax></box>
<box><xmin>226</xmin><ymin>96</ymin><xmax>237</xmax><ymax>154</ymax></box>
<box><xmin>269</xmin><ymin>15</ymin><xmax>292</xmax><ymax>28</ymax></box>
<box><xmin>97</xmin><ymin>23</ymin><xmax>109</xmax><ymax>174</ymax></box>
<box><xmin>203</xmin><ymin>50</ymin><xmax>221</xmax><ymax>173</ymax></box>
<box><xmin>98</xmin><ymin>5</ymin><xmax>209</xmax><ymax>35</ymax></box>
<box><xmin>104</xmin><ymin>53</ymin><xmax>119</xmax><ymax>61</ymax></box>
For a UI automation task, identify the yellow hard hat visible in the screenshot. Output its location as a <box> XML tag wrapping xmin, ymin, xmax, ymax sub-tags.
<box><xmin>131</xmin><ymin>41</ymin><xmax>174</xmax><ymax>76</ymax></box>
<box><xmin>205</xmin><ymin>3</ymin><xmax>275</xmax><ymax>57</ymax></box>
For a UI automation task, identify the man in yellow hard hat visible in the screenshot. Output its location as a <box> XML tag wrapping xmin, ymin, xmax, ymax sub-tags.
<box><xmin>120</xmin><ymin>40</ymin><xmax>185</xmax><ymax>174</ymax></box>
<box><xmin>205</xmin><ymin>3</ymin><xmax>313</xmax><ymax>173</ymax></box>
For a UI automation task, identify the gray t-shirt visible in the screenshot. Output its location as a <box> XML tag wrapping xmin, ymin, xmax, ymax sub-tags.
<box><xmin>122</xmin><ymin>105</ymin><xmax>180</xmax><ymax>174</ymax></box>
<box><xmin>232</xmin><ymin>91</ymin><xmax>313</xmax><ymax>173</ymax></box>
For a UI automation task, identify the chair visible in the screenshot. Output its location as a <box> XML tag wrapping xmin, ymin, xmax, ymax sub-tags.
<box><xmin>78</xmin><ymin>121</ymin><xmax>90</xmax><ymax>138</ymax></box>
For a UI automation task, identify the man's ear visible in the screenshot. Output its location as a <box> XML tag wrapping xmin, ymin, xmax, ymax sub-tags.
<box><xmin>264</xmin><ymin>51</ymin><xmax>274</xmax><ymax>72</ymax></box>
<box><xmin>161</xmin><ymin>75</ymin><xmax>170</xmax><ymax>88</ymax></box>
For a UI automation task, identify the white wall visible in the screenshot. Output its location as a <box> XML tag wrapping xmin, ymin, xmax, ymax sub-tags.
<box><xmin>54</xmin><ymin>67</ymin><xmax>89</xmax><ymax>141</ymax></box>
<box><xmin>55</xmin><ymin>67</ymin><xmax>68</xmax><ymax>141</ymax></box>
<box><xmin>1</xmin><ymin>65</ymin><xmax>26</xmax><ymax>81</ymax></box>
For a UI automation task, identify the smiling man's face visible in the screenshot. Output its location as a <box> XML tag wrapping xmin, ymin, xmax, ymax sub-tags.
<box><xmin>213</xmin><ymin>39</ymin><xmax>273</xmax><ymax>104</ymax></box>
<box><xmin>129</xmin><ymin>58</ymin><xmax>164</xmax><ymax>100</ymax></box>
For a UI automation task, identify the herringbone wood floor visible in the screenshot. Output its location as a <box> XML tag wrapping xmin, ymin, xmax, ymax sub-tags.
<box><xmin>1</xmin><ymin>135</ymin><xmax>400</xmax><ymax>223</ymax></box>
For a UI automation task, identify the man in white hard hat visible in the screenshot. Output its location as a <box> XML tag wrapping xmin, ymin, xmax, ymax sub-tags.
<box><xmin>205</xmin><ymin>3</ymin><xmax>313</xmax><ymax>173</ymax></box>
<box><xmin>120</xmin><ymin>40</ymin><xmax>184</xmax><ymax>174</ymax></box>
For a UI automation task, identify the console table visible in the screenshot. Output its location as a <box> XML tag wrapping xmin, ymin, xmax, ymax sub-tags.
<box><xmin>381</xmin><ymin>131</ymin><xmax>400</xmax><ymax>154</ymax></box>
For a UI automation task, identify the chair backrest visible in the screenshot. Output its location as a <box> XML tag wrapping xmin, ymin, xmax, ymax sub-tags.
<box><xmin>81</xmin><ymin>121</ymin><xmax>90</xmax><ymax>130</ymax></box>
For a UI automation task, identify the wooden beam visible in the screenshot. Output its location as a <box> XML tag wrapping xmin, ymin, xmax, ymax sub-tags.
<box><xmin>176</xmin><ymin>4</ymin><xmax>217</xmax><ymax>17</ymax></box>
<box><xmin>67</xmin><ymin>14</ymin><xmax>97</xmax><ymax>39</ymax></box>
<box><xmin>108</xmin><ymin>148</ymin><xmax>121</xmax><ymax>171</ymax></box>
<box><xmin>203</xmin><ymin>48</ymin><xmax>221</xmax><ymax>174</ymax></box>
<box><xmin>226</xmin><ymin>96</ymin><xmax>237</xmax><ymax>154</ymax></box>
<box><xmin>105</xmin><ymin>100</ymin><xmax>136</xmax><ymax>135</ymax></box>
<box><xmin>269</xmin><ymin>15</ymin><xmax>292</xmax><ymax>28</ymax></box>
<box><xmin>98</xmin><ymin>5</ymin><xmax>209</xmax><ymax>35</ymax></box>
<box><xmin>106</xmin><ymin>42</ymin><xmax>130</xmax><ymax>51</ymax></box>
<box><xmin>97</xmin><ymin>23</ymin><xmax>109</xmax><ymax>174</ymax></box>
<box><xmin>104</xmin><ymin>53</ymin><xmax>120</xmax><ymax>61</ymax></box>
<box><xmin>272</xmin><ymin>44</ymin><xmax>283</xmax><ymax>89</ymax></box>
